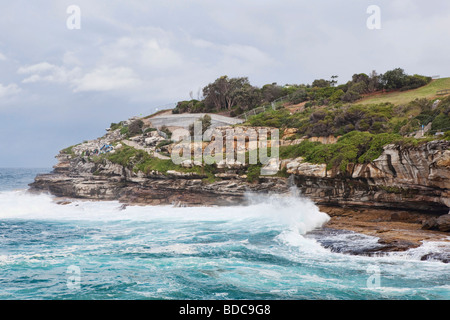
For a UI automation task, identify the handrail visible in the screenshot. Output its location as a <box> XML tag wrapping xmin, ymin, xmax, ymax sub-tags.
<box><xmin>436</xmin><ymin>89</ymin><xmax>450</xmax><ymax>95</ymax></box>
<box><xmin>236</xmin><ymin>94</ymin><xmax>292</xmax><ymax>120</ymax></box>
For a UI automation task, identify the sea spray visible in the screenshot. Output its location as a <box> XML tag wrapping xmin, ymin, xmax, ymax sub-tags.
<box><xmin>244</xmin><ymin>185</ymin><xmax>330</xmax><ymax>235</ymax></box>
<box><xmin>0</xmin><ymin>173</ymin><xmax>449</xmax><ymax>299</ymax></box>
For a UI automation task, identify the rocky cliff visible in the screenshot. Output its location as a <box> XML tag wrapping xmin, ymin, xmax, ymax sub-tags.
<box><xmin>285</xmin><ymin>140</ymin><xmax>450</xmax><ymax>214</ymax></box>
<box><xmin>30</xmin><ymin>131</ymin><xmax>449</xmax><ymax>215</ymax></box>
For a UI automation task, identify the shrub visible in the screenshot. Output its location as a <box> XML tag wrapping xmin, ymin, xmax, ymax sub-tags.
<box><xmin>160</xmin><ymin>125</ymin><xmax>172</xmax><ymax>139</ymax></box>
<box><xmin>189</xmin><ymin>115</ymin><xmax>211</xmax><ymax>137</ymax></box>
<box><xmin>400</xmin><ymin>74</ymin><xmax>432</xmax><ymax>91</ymax></box>
<box><xmin>172</xmin><ymin>100</ymin><xmax>206</xmax><ymax>114</ymax></box>
<box><xmin>341</xmin><ymin>90</ymin><xmax>361</xmax><ymax>102</ymax></box>
<box><xmin>329</xmin><ymin>89</ymin><xmax>344</xmax><ymax>103</ymax></box>
<box><xmin>431</xmin><ymin>113</ymin><xmax>450</xmax><ymax>132</ymax></box>
<box><xmin>279</xmin><ymin>131</ymin><xmax>404</xmax><ymax>173</ymax></box>
<box><xmin>144</xmin><ymin>127</ymin><xmax>157</xmax><ymax>134</ymax></box>
<box><xmin>128</xmin><ymin>120</ymin><xmax>144</xmax><ymax>137</ymax></box>
<box><xmin>110</xmin><ymin>122</ymin><xmax>122</xmax><ymax>131</ymax></box>
<box><xmin>246</xmin><ymin>165</ymin><xmax>262</xmax><ymax>183</ymax></box>
<box><xmin>120</xmin><ymin>126</ymin><xmax>129</xmax><ymax>136</ymax></box>
<box><xmin>289</xmin><ymin>89</ymin><xmax>308</xmax><ymax>104</ymax></box>
<box><xmin>156</xmin><ymin>140</ymin><xmax>172</xmax><ymax>149</ymax></box>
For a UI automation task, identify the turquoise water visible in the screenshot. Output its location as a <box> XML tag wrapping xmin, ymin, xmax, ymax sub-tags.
<box><xmin>0</xmin><ymin>168</ymin><xmax>449</xmax><ymax>300</ymax></box>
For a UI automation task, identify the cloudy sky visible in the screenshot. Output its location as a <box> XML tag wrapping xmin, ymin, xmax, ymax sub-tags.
<box><xmin>1</xmin><ymin>0</ymin><xmax>450</xmax><ymax>167</ymax></box>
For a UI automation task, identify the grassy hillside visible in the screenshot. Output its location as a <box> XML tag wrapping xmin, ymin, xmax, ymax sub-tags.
<box><xmin>358</xmin><ymin>77</ymin><xmax>450</xmax><ymax>105</ymax></box>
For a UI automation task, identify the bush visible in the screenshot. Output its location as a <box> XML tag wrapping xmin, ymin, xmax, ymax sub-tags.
<box><xmin>120</xmin><ymin>126</ymin><xmax>129</xmax><ymax>136</ymax></box>
<box><xmin>246</xmin><ymin>165</ymin><xmax>262</xmax><ymax>183</ymax></box>
<box><xmin>160</xmin><ymin>125</ymin><xmax>172</xmax><ymax>139</ymax></box>
<box><xmin>173</xmin><ymin>100</ymin><xmax>206</xmax><ymax>114</ymax></box>
<box><xmin>341</xmin><ymin>90</ymin><xmax>361</xmax><ymax>102</ymax></box>
<box><xmin>128</xmin><ymin>120</ymin><xmax>144</xmax><ymax>137</ymax></box>
<box><xmin>144</xmin><ymin>127</ymin><xmax>157</xmax><ymax>134</ymax></box>
<box><xmin>279</xmin><ymin>131</ymin><xmax>404</xmax><ymax>173</ymax></box>
<box><xmin>156</xmin><ymin>140</ymin><xmax>172</xmax><ymax>149</ymax></box>
<box><xmin>400</xmin><ymin>74</ymin><xmax>432</xmax><ymax>91</ymax></box>
<box><xmin>289</xmin><ymin>89</ymin><xmax>308</xmax><ymax>104</ymax></box>
<box><xmin>431</xmin><ymin>113</ymin><xmax>450</xmax><ymax>132</ymax></box>
<box><xmin>188</xmin><ymin>115</ymin><xmax>212</xmax><ymax>137</ymax></box>
<box><xmin>110</xmin><ymin>122</ymin><xmax>122</xmax><ymax>131</ymax></box>
<box><xmin>329</xmin><ymin>89</ymin><xmax>344</xmax><ymax>103</ymax></box>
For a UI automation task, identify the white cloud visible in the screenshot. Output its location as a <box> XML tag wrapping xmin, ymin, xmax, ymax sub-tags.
<box><xmin>102</xmin><ymin>32</ymin><xmax>184</xmax><ymax>69</ymax></box>
<box><xmin>0</xmin><ymin>83</ymin><xmax>21</xmax><ymax>98</ymax></box>
<box><xmin>18</xmin><ymin>62</ymin><xmax>55</xmax><ymax>74</ymax></box>
<box><xmin>72</xmin><ymin>66</ymin><xmax>141</xmax><ymax>92</ymax></box>
<box><xmin>17</xmin><ymin>61</ymin><xmax>141</xmax><ymax>93</ymax></box>
<box><xmin>63</xmin><ymin>51</ymin><xmax>82</xmax><ymax>66</ymax></box>
<box><xmin>222</xmin><ymin>44</ymin><xmax>274</xmax><ymax>66</ymax></box>
<box><xmin>0</xmin><ymin>52</ymin><xmax>6</xmax><ymax>61</ymax></box>
<box><xmin>18</xmin><ymin>62</ymin><xmax>81</xmax><ymax>84</ymax></box>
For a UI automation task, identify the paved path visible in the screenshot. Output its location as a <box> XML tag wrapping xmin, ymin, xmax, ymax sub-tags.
<box><xmin>121</xmin><ymin>140</ymin><xmax>171</xmax><ymax>160</ymax></box>
<box><xmin>148</xmin><ymin>113</ymin><xmax>244</xmax><ymax>129</ymax></box>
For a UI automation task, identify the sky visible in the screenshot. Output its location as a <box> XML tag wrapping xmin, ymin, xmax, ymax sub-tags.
<box><xmin>1</xmin><ymin>0</ymin><xmax>450</xmax><ymax>167</ymax></box>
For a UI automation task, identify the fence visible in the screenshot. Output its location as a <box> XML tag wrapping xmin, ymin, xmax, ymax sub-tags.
<box><xmin>436</xmin><ymin>89</ymin><xmax>450</xmax><ymax>95</ymax></box>
<box><xmin>237</xmin><ymin>105</ymin><xmax>270</xmax><ymax>121</ymax></box>
<box><xmin>236</xmin><ymin>94</ymin><xmax>292</xmax><ymax>120</ymax></box>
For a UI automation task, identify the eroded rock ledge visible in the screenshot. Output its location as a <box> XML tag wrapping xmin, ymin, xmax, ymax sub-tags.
<box><xmin>28</xmin><ymin>139</ymin><xmax>450</xmax><ymax>259</ymax></box>
<box><xmin>30</xmin><ymin>140</ymin><xmax>449</xmax><ymax>214</ymax></box>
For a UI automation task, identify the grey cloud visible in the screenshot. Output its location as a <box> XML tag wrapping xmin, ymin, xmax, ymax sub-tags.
<box><xmin>1</xmin><ymin>0</ymin><xmax>450</xmax><ymax>167</ymax></box>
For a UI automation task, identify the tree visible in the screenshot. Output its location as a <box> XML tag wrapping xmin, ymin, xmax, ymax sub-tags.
<box><xmin>202</xmin><ymin>76</ymin><xmax>251</xmax><ymax>111</ymax></box>
<box><xmin>351</xmin><ymin>73</ymin><xmax>369</xmax><ymax>85</ymax></box>
<box><xmin>367</xmin><ymin>70</ymin><xmax>381</xmax><ymax>93</ymax></box>
<box><xmin>381</xmin><ymin>68</ymin><xmax>407</xmax><ymax>90</ymax></box>
<box><xmin>330</xmin><ymin>75</ymin><xmax>339</xmax><ymax>87</ymax></box>
<box><xmin>261</xmin><ymin>83</ymin><xmax>284</xmax><ymax>103</ymax></box>
<box><xmin>234</xmin><ymin>84</ymin><xmax>262</xmax><ymax>111</ymax></box>
<box><xmin>312</xmin><ymin>79</ymin><xmax>331</xmax><ymax>88</ymax></box>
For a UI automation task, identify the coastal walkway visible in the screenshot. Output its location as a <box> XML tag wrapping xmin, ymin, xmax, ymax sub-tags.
<box><xmin>148</xmin><ymin>113</ymin><xmax>244</xmax><ymax>129</ymax></box>
<box><xmin>121</xmin><ymin>140</ymin><xmax>171</xmax><ymax>160</ymax></box>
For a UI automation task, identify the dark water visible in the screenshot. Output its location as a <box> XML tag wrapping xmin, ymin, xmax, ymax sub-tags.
<box><xmin>0</xmin><ymin>168</ymin><xmax>51</xmax><ymax>191</ymax></box>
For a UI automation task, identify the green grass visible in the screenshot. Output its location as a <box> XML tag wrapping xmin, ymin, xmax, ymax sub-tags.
<box><xmin>278</xmin><ymin>131</ymin><xmax>432</xmax><ymax>172</ymax></box>
<box><xmin>358</xmin><ymin>78</ymin><xmax>450</xmax><ymax>105</ymax></box>
<box><xmin>61</xmin><ymin>144</ymin><xmax>81</xmax><ymax>157</ymax></box>
<box><xmin>101</xmin><ymin>145</ymin><xmax>220</xmax><ymax>182</ymax></box>
<box><xmin>142</xmin><ymin>109</ymin><xmax>173</xmax><ymax>119</ymax></box>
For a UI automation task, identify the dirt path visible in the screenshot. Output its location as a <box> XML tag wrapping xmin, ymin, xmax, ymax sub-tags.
<box><xmin>121</xmin><ymin>140</ymin><xmax>171</xmax><ymax>160</ymax></box>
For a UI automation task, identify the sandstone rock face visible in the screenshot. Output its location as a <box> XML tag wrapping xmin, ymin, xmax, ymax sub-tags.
<box><xmin>29</xmin><ymin>152</ymin><xmax>289</xmax><ymax>206</ymax></box>
<box><xmin>437</xmin><ymin>215</ymin><xmax>450</xmax><ymax>232</ymax></box>
<box><xmin>422</xmin><ymin>214</ymin><xmax>450</xmax><ymax>232</ymax></box>
<box><xmin>29</xmin><ymin>140</ymin><xmax>450</xmax><ymax>215</ymax></box>
<box><xmin>285</xmin><ymin>157</ymin><xmax>328</xmax><ymax>178</ymax></box>
<box><xmin>284</xmin><ymin>140</ymin><xmax>450</xmax><ymax>214</ymax></box>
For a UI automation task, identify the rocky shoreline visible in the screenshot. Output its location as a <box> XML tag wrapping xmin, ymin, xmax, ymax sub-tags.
<box><xmin>28</xmin><ymin>123</ymin><xmax>450</xmax><ymax>261</ymax></box>
<box><xmin>318</xmin><ymin>206</ymin><xmax>450</xmax><ymax>261</ymax></box>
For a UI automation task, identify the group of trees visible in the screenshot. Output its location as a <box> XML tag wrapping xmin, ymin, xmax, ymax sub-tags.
<box><xmin>172</xmin><ymin>68</ymin><xmax>432</xmax><ymax>115</ymax></box>
<box><xmin>172</xmin><ymin>76</ymin><xmax>289</xmax><ymax>115</ymax></box>
<box><xmin>286</xmin><ymin>68</ymin><xmax>432</xmax><ymax>105</ymax></box>
<box><xmin>248</xmin><ymin>95</ymin><xmax>450</xmax><ymax>140</ymax></box>
<box><xmin>339</xmin><ymin>68</ymin><xmax>431</xmax><ymax>102</ymax></box>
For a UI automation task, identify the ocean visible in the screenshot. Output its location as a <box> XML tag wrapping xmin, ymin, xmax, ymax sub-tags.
<box><xmin>0</xmin><ymin>168</ymin><xmax>449</xmax><ymax>300</ymax></box>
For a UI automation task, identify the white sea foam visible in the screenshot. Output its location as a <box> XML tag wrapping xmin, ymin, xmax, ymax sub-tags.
<box><xmin>0</xmin><ymin>188</ymin><xmax>330</xmax><ymax>234</ymax></box>
<box><xmin>2</xmin><ymin>190</ymin><xmax>449</xmax><ymax>266</ymax></box>
<box><xmin>383</xmin><ymin>239</ymin><xmax>450</xmax><ymax>262</ymax></box>
<box><xmin>1</xmin><ymin>188</ymin><xmax>449</xmax><ymax>299</ymax></box>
